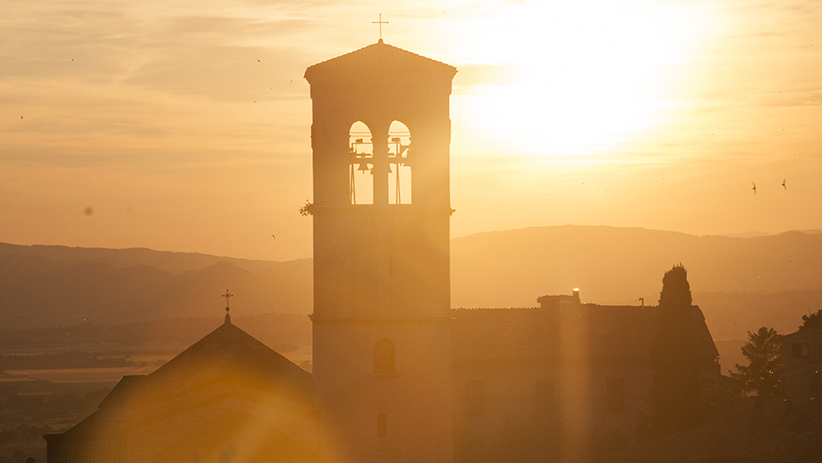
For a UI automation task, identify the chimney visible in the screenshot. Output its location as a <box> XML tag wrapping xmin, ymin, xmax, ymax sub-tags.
<box><xmin>572</xmin><ymin>288</ymin><xmax>580</xmax><ymax>302</ymax></box>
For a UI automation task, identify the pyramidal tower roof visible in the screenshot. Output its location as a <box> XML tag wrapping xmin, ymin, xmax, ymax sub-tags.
<box><xmin>304</xmin><ymin>40</ymin><xmax>457</xmax><ymax>83</ymax></box>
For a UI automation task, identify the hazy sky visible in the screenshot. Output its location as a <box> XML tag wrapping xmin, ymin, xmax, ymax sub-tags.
<box><xmin>2</xmin><ymin>0</ymin><xmax>821</xmax><ymax>261</ymax></box>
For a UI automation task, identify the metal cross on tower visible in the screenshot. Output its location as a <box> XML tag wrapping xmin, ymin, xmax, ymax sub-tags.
<box><xmin>222</xmin><ymin>289</ymin><xmax>233</xmax><ymax>307</ymax></box>
<box><xmin>372</xmin><ymin>14</ymin><xmax>388</xmax><ymax>40</ymax></box>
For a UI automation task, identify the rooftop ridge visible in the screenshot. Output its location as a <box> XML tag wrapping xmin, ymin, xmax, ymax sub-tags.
<box><xmin>305</xmin><ymin>41</ymin><xmax>457</xmax><ymax>81</ymax></box>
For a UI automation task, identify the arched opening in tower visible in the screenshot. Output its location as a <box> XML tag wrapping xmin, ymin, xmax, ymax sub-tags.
<box><xmin>349</xmin><ymin>121</ymin><xmax>374</xmax><ymax>205</ymax></box>
<box><xmin>387</xmin><ymin>120</ymin><xmax>411</xmax><ymax>205</ymax></box>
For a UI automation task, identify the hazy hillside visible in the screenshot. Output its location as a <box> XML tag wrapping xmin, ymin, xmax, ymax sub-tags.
<box><xmin>449</xmin><ymin>226</ymin><xmax>822</xmax><ymax>340</ymax></box>
<box><xmin>3</xmin><ymin>226</ymin><xmax>822</xmax><ymax>339</ymax></box>
<box><xmin>450</xmin><ymin>226</ymin><xmax>822</xmax><ymax>308</ymax></box>
<box><xmin>0</xmin><ymin>245</ymin><xmax>311</xmax><ymax>329</ymax></box>
<box><xmin>0</xmin><ymin>242</ymin><xmax>295</xmax><ymax>275</ymax></box>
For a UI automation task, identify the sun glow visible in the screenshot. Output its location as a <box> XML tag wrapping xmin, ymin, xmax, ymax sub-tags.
<box><xmin>450</xmin><ymin>0</ymin><xmax>717</xmax><ymax>160</ymax></box>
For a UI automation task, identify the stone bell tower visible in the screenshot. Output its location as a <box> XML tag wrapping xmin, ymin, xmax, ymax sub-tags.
<box><xmin>305</xmin><ymin>40</ymin><xmax>456</xmax><ymax>463</ymax></box>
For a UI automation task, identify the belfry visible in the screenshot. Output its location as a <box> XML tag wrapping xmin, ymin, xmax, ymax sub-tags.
<box><xmin>305</xmin><ymin>40</ymin><xmax>457</xmax><ymax>463</ymax></box>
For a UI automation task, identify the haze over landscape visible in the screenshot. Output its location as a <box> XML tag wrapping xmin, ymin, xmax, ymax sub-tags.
<box><xmin>3</xmin><ymin>226</ymin><xmax>822</xmax><ymax>341</ymax></box>
<box><xmin>4</xmin><ymin>1</ymin><xmax>822</xmax><ymax>462</ymax></box>
<box><xmin>2</xmin><ymin>0</ymin><xmax>822</xmax><ymax>261</ymax></box>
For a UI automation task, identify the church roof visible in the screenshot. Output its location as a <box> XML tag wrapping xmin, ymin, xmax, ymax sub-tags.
<box><xmin>132</xmin><ymin>318</ymin><xmax>313</xmax><ymax>405</ymax></box>
<box><xmin>451</xmin><ymin>305</ymin><xmax>719</xmax><ymax>365</ymax></box>
<box><xmin>304</xmin><ymin>40</ymin><xmax>457</xmax><ymax>83</ymax></box>
<box><xmin>56</xmin><ymin>318</ymin><xmax>313</xmax><ymax>443</ymax></box>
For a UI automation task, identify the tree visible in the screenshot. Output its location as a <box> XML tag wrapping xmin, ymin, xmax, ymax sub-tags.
<box><xmin>650</xmin><ymin>264</ymin><xmax>701</xmax><ymax>435</ymax></box>
<box><xmin>800</xmin><ymin>308</ymin><xmax>822</xmax><ymax>330</ymax></box>
<box><xmin>731</xmin><ymin>327</ymin><xmax>781</xmax><ymax>399</ymax></box>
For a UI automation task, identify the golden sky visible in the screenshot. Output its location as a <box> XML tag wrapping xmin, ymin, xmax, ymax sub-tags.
<box><xmin>1</xmin><ymin>0</ymin><xmax>821</xmax><ymax>261</ymax></box>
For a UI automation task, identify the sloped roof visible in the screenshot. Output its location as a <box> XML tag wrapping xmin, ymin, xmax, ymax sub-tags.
<box><xmin>58</xmin><ymin>318</ymin><xmax>313</xmax><ymax>443</ymax></box>
<box><xmin>451</xmin><ymin>305</ymin><xmax>719</xmax><ymax>364</ymax></box>
<box><xmin>304</xmin><ymin>40</ymin><xmax>457</xmax><ymax>83</ymax></box>
<box><xmin>96</xmin><ymin>375</ymin><xmax>145</xmax><ymax>409</ymax></box>
<box><xmin>137</xmin><ymin>319</ymin><xmax>312</xmax><ymax>404</ymax></box>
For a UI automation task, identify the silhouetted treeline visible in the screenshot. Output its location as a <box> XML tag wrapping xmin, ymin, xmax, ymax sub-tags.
<box><xmin>800</xmin><ymin>308</ymin><xmax>822</xmax><ymax>330</ymax></box>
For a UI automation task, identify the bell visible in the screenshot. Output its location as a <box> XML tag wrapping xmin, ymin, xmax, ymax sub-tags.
<box><xmin>357</xmin><ymin>162</ymin><xmax>370</xmax><ymax>172</ymax></box>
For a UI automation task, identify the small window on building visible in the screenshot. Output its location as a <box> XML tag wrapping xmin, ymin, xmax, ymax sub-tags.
<box><xmin>536</xmin><ymin>378</ymin><xmax>554</xmax><ymax>415</ymax></box>
<box><xmin>374</xmin><ymin>338</ymin><xmax>395</xmax><ymax>374</ymax></box>
<box><xmin>606</xmin><ymin>377</ymin><xmax>625</xmax><ymax>413</ymax></box>
<box><xmin>793</xmin><ymin>342</ymin><xmax>810</xmax><ymax>358</ymax></box>
<box><xmin>466</xmin><ymin>380</ymin><xmax>484</xmax><ymax>415</ymax></box>
<box><xmin>377</xmin><ymin>413</ymin><xmax>387</xmax><ymax>437</ymax></box>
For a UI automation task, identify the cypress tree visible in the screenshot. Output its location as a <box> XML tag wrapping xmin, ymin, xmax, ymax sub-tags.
<box><xmin>650</xmin><ymin>264</ymin><xmax>701</xmax><ymax>435</ymax></box>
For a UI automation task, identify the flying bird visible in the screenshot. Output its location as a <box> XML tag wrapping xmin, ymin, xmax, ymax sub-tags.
<box><xmin>257</xmin><ymin>58</ymin><xmax>261</xmax><ymax>63</ymax></box>
<box><xmin>782</xmin><ymin>179</ymin><xmax>787</xmax><ymax>190</ymax></box>
<box><xmin>271</xmin><ymin>235</ymin><xmax>276</xmax><ymax>239</ymax></box>
<box><xmin>752</xmin><ymin>182</ymin><xmax>757</xmax><ymax>194</ymax></box>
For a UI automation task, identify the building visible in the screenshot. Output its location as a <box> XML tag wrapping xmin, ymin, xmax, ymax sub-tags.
<box><xmin>44</xmin><ymin>310</ymin><xmax>319</xmax><ymax>463</ymax></box>
<box><xmin>47</xmin><ymin>41</ymin><xmax>724</xmax><ymax>463</ymax></box>
<box><xmin>779</xmin><ymin>324</ymin><xmax>822</xmax><ymax>402</ymax></box>
<box><xmin>304</xmin><ymin>39</ymin><xmax>457</xmax><ymax>463</ymax></box>
<box><xmin>451</xmin><ymin>291</ymin><xmax>720</xmax><ymax>461</ymax></box>
<box><xmin>602</xmin><ymin>319</ymin><xmax>822</xmax><ymax>463</ymax></box>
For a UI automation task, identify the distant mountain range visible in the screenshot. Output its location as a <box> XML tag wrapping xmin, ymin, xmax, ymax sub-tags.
<box><xmin>0</xmin><ymin>242</ymin><xmax>311</xmax><ymax>330</ymax></box>
<box><xmin>3</xmin><ymin>226</ymin><xmax>821</xmax><ymax>339</ymax></box>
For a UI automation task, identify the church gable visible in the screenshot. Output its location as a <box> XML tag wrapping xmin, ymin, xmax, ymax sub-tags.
<box><xmin>304</xmin><ymin>41</ymin><xmax>457</xmax><ymax>83</ymax></box>
<box><xmin>46</xmin><ymin>319</ymin><xmax>317</xmax><ymax>463</ymax></box>
<box><xmin>141</xmin><ymin>320</ymin><xmax>312</xmax><ymax>405</ymax></box>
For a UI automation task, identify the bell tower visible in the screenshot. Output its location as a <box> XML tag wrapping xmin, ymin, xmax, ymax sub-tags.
<box><xmin>305</xmin><ymin>40</ymin><xmax>456</xmax><ymax>463</ymax></box>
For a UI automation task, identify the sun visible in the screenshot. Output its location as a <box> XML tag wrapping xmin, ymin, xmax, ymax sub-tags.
<box><xmin>449</xmin><ymin>0</ymin><xmax>717</xmax><ymax>162</ymax></box>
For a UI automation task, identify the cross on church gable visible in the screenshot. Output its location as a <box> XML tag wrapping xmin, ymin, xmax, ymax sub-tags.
<box><xmin>372</xmin><ymin>14</ymin><xmax>388</xmax><ymax>41</ymax></box>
